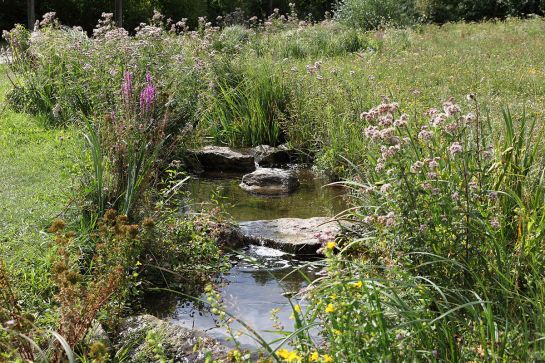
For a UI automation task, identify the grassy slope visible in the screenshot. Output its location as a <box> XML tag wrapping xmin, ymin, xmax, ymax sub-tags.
<box><xmin>0</xmin><ymin>64</ymin><xmax>81</xmax><ymax>318</ymax></box>
<box><xmin>263</xmin><ymin>18</ymin><xmax>545</xmax><ymax>173</ymax></box>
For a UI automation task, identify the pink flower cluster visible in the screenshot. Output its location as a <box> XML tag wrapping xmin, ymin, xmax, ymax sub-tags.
<box><xmin>362</xmin><ymin>212</ymin><xmax>396</xmax><ymax>227</ymax></box>
<box><xmin>139</xmin><ymin>72</ymin><xmax>156</xmax><ymax>113</ymax></box>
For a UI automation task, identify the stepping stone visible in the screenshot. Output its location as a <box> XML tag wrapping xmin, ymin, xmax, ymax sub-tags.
<box><xmin>240</xmin><ymin>168</ymin><xmax>299</xmax><ymax>195</ymax></box>
<box><xmin>189</xmin><ymin>146</ymin><xmax>255</xmax><ymax>173</ymax></box>
<box><xmin>239</xmin><ymin>217</ymin><xmax>347</xmax><ymax>255</ymax></box>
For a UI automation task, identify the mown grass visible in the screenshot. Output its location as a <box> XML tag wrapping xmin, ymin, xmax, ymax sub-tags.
<box><xmin>0</xmin><ymin>64</ymin><xmax>81</xmax><ymax>319</ymax></box>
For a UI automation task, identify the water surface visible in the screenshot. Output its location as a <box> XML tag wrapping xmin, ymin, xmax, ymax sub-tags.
<box><xmin>150</xmin><ymin>168</ymin><xmax>345</xmax><ymax>349</ymax></box>
<box><xmin>147</xmin><ymin>245</ymin><xmax>324</xmax><ymax>349</ymax></box>
<box><xmin>186</xmin><ymin>169</ymin><xmax>348</xmax><ymax>221</ymax></box>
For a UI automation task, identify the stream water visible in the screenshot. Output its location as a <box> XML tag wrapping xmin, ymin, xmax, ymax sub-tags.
<box><xmin>146</xmin><ymin>168</ymin><xmax>348</xmax><ymax>349</ymax></box>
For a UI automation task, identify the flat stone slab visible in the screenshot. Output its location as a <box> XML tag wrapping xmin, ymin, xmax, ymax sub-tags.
<box><xmin>253</xmin><ymin>144</ymin><xmax>298</xmax><ymax>167</ymax></box>
<box><xmin>239</xmin><ymin>217</ymin><xmax>345</xmax><ymax>255</ymax></box>
<box><xmin>189</xmin><ymin>146</ymin><xmax>255</xmax><ymax>173</ymax></box>
<box><xmin>240</xmin><ymin>168</ymin><xmax>299</xmax><ymax>195</ymax></box>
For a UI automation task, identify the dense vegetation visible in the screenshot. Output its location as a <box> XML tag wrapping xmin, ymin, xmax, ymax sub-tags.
<box><xmin>1</xmin><ymin>0</ymin><xmax>332</xmax><ymax>33</ymax></box>
<box><xmin>1</xmin><ymin>0</ymin><xmax>544</xmax><ymax>34</ymax></box>
<box><xmin>2</xmin><ymin>5</ymin><xmax>545</xmax><ymax>363</ymax></box>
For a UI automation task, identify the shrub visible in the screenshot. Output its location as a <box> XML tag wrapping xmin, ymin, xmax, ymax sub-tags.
<box><xmin>330</xmin><ymin>98</ymin><xmax>545</xmax><ymax>360</ymax></box>
<box><xmin>417</xmin><ymin>0</ymin><xmax>545</xmax><ymax>23</ymax></box>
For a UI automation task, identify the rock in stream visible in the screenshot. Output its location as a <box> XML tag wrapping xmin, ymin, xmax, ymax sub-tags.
<box><xmin>240</xmin><ymin>168</ymin><xmax>300</xmax><ymax>195</ymax></box>
<box><xmin>239</xmin><ymin>217</ymin><xmax>347</xmax><ymax>255</ymax></box>
<box><xmin>253</xmin><ymin>144</ymin><xmax>298</xmax><ymax>168</ymax></box>
<box><xmin>116</xmin><ymin>314</ymin><xmax>229</xmax><ymax>362</ymax></box>
<box><xmin>188</xmin><ymin>146</ymin><xmax>255</xmax><ymax>173</ymax></box>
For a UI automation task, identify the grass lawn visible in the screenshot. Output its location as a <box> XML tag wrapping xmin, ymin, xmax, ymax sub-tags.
<box><xmin>0</xmin><ymin>64</ymin><xmax>81</xmax><ymax>318</ymax></box>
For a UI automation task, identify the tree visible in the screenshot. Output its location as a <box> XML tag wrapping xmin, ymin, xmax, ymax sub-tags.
<box><xmin>115</xmin><ymin>0</ymin><xmax>123</xmax><ymax>27</ymax></box>
<box><xmin>27</xmin><ymin>0</ymin><xmax>35</xmax><ymax>29</ymax></box>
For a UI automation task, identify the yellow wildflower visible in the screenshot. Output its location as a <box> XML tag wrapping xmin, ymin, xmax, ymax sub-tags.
<box><xmin>325</xmin><ymin>303</ymin><xmax>335</xmax><ymax>313</ymax></box>
<box><xmin>326</xmin><ymin>241</ymin><xmax>336</xmax><ymax>250</ymax></box>
<box><xmin>277</xmin><ymin>349</ymin><xmax>301</xmax><ymax>362</ymax></box>
<box><xmin>323</xmin><ymin>354</ymin><xmax>334</xmax><ymax>363</ymax></box>
<box><xmin>294</xmin><ymin>304</ymin><xmax>301</xmax><ymax>313</ymax></box>
<box><xmin>310</xmin><ymin>351</ymin><xmax>319</xmax><ymax>362</ymax></box>
<box><xmin>352</xmin><ymin>280</ymin><xmax>363</xmax><ymax>288</ymax></box>
<box><xmin>329</xmin><ymin>293</ymin><xmax>337</xmax><ymax>300</ymax></box>
<box><xmin>334</xmin><ymin>329</ymin><xmax>341</xmax><ymax>335</ymax></box>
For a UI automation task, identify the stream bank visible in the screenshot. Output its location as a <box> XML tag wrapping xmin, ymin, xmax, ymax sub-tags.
<box><xmin>144</xmin><ymin>146</ymin><xmax>350</xmax><ymax>351</ymax></box>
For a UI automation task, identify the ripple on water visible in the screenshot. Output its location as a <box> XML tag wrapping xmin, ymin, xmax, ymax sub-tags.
<box><xmin>145</xmin><ymin>245</ymin><xmax>324</xmax><ymax>349</ymax></box>
<box><xmin>150</xmin><ymin>170</ymin><xmax>343</xmax><ymax>349</ymax></box>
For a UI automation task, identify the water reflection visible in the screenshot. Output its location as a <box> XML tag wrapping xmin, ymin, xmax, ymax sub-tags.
<box><xmin>148</xmin><ymin>170</ymin><xmax>342</xmax><ymax>348</ymax></box>
<box><xmin>185</xmin><ymin>169</ymin><xmax>348</xmax><ymax>222</ymax></box>
<box><xmin>146</xmin><ymin>246</ymin><xmax>324</xmax><ymax>349</ymax></box>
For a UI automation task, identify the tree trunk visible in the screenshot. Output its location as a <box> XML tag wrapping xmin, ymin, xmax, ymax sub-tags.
<box><xmin>115</xmin><ymin>0</ymin><xmax>123</xmax><ymax>28</ymax></box>
<box><xmin>27</xmin><ymin>0</ymin><xmax>35</xmax><ymax>30</ymax></box>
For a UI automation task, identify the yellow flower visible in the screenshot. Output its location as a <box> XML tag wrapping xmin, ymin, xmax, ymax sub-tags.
<box><xmin>352</xmin><ymin>280</ymin><xmax>363</xmax><ymax>288</ymax></box>
<box><xmin>326</xmin><ymin>241</ymin><xmax>336</xmax><ymax>250</ymax></box>
<box><xmin>277</xmin><ymin>349</ymin><xmax>290</xmax><ymax>359</ymax></box>
<box><xmin>289</xmin><ymin>313</ymin><xmax>295</xmax><ymax>320</ymax></box>
<box><xmin>310</xmin><ymin>351</ymin><xmax>319</xmax><ymax>361</ymax></box>
<box><xmin>329</xmin><ymin>293</ymin><xmax>337</xmax><ymax>300</ymax></box>
<box><xmin>277</xmin><ymin>349</ymin><xmax>301</xmax><ymax>362</ymax></box>
<box><xmin>325</xmin><ymin>303</ymin><xmax>335</xmax><ymax>313</ymax></box>
<box><xmin>323</xmin><ymin>354</ymin><xmax>334</xmax><ymax>363</ymax></box>
<box><xmin>294</xmin><ymin>304</ymin><xmax>301</xmax><ymax>313</ymax></box>
<box><xmin>334</xmin><ymin>329</ymin><xmax>341</xmax><ymax>335</ymax></box>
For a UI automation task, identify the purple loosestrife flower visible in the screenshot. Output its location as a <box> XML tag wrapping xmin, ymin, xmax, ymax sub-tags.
<box><xmin>140</xmin><ymin>72</ymin><xmax>156</xmax><ymax>114</ymax></box>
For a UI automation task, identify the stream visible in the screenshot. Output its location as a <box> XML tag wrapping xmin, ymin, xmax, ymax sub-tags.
<box><xmin>145</xmin><ymin>168</ymin><xmax>347</xmax><ymax>349</ymax></box>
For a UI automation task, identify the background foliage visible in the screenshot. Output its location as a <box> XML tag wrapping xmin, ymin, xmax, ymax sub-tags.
<box><xmin>0</xmin><ymin>0</ymin><xmax>333</xmax><ymax>32</ymax></box>
<box><xmin>2</xmin><ymin>0</ymin><xmax>545</xmax><ymax>34</ymax></box>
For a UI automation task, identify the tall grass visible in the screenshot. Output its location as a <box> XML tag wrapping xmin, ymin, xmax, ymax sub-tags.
<box><xmin>206</xmin><ymin>60</ymin><xmax>288</xmax><ymax>147</ymax></box>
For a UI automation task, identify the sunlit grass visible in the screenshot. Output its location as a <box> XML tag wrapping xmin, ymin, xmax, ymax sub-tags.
<box><xmin>0</xmin><ymin>65</ymin><xmax>81</xmax><ymax>319</ymax></box>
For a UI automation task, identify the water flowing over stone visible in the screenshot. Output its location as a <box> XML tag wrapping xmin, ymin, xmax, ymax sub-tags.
<box><xmin>240</xmin><ymin>168</ymin><xmax>300</xmax><ymax>195</ymax></box>
<box><xmin>239</xmin><ymin>217</ymin><xmax>347</xmax><ymax>254</ymax></box>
